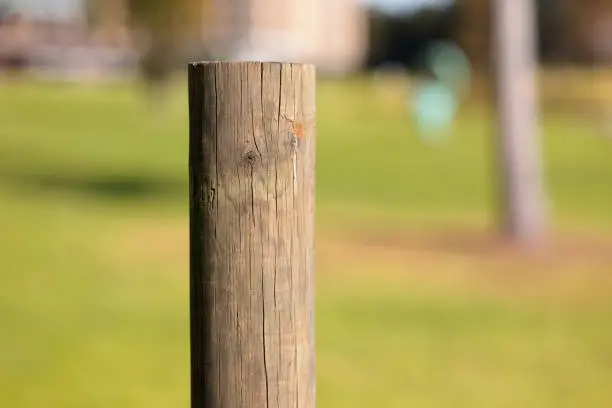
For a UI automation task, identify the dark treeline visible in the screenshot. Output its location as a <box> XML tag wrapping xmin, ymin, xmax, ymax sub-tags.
<box><xmin>365</xmin><ymin>5</ymin><xmax>460</xmax><ymax>71</ymax></box>
<box><xmin>364</xmin><ymin>0</ymin><xmax>602</xmax><ymax>71</ymax></box>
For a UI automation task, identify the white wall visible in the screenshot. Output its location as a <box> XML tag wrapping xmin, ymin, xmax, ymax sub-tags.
<box><xmin>206</xmin><ymin>0</ymin><xmax>368</xmax><ymax>73</ymax></box>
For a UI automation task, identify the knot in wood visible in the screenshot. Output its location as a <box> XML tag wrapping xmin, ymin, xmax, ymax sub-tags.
<box><xmin>243</xmin><ymin>150</ymin><xmax>259</xmax><ymax>166</ymax></box>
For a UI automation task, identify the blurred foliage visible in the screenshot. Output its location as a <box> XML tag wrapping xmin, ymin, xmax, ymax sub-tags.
<box><xmin>85</xmin><ymin>0</ymin><xmax>206</xmax><ymax>86</ymax></box>
<box><xmin>454</xmin><ymin>0</ymin><xmax>612</xmax><ymax>67</ymax></box>
<box><xmin>126</xmin><ymin>0</ymin><xmax>185</xmax><ymax>85</ymax></box>
<box><xmin>366</xmin><ymin>5</ymin><xmax>459</xmax><ymax>70</ymax></box>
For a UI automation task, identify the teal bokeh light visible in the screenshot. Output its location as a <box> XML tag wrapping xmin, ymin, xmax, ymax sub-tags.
<box><xmin>410</xmin><ymin>41</ymin><xmax>471</xmax><ymax>143</ymax></box>
<box><xmin>412</xmin><ymin>82</ymin><xmax>458</xmax><ymax>141</ymax></box>
<box><xmin>426</xmin><ymin>41</ymin><xmax>472</xmax><ymax>95</ymax></box>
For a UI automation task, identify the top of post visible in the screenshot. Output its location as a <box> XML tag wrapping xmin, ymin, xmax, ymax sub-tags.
<box><xmin>188</xmin><ymin>61</ymin><xmax>316</xmax><ymax>69</ymax></box>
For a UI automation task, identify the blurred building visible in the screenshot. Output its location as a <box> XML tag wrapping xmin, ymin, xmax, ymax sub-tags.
<box><xmin>203</xmin><ymin>0</ymin><xmax>368</xmax><ymax>74</ymax></box>
<box><xmin>0</xmin><ymin>0</ymin><xmax>136</xmax><ymax>79</ymax></box>
<box><xmin>1</xmin><ymin>0</ymin><xmax>368</xmax><ymax>77</ymax></box>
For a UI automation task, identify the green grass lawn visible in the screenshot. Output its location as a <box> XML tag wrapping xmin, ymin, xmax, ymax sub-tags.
<box><xmin>1</xmin><ymin>75</ymin><xmax>612</xmax><ymax>407</ymax></box>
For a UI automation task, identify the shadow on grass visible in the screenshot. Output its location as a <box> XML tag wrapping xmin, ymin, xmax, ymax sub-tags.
<box><xmin>0</xmin><ymin>168</ymin><xmax>186</xmax><ymax>202</ymax></box>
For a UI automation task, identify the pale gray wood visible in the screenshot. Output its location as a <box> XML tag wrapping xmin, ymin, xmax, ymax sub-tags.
<box><xmin>493</xmin><ymin>0</ymin><xmax>546</xmax><ymax>245</ymax></box>
<box><xmin>188</xmin><ymin>61</ymin><xmax>316</xmax><ymax>408</ymax></box>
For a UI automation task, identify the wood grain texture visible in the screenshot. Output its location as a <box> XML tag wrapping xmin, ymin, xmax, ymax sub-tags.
<box><xmin>188</xmin><ymin>61</ymin><xmax>316</xmax><ymax>408</ymax></box>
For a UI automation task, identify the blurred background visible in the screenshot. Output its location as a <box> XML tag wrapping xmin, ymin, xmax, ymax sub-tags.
<box><xmin>1</xmin><ymin>0</ymin><xmax>612</xmax><ymax>407</ymax></box>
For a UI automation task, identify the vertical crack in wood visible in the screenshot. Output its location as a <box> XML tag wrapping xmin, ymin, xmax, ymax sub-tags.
<box><xmin>213</xmin><ymin>65</ymin><xmax>222</xmax><ymax>405</ymax></box>
<box><xmin>253</xmin><ymin>65</ymin><xmax>270</xmax><ymax>406</ymax></box>
<box><xmin>290</xmin><ymin>64</ymin><xmax>299</xmax><ymax>408</ymax></box>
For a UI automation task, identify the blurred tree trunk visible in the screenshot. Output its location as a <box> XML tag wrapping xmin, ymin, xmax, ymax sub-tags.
<box><xmin>456</xmin><ymin>0</ymin><xmax>491</xmax><ymax>70</ymax></box>
<box><xmin>493</xmin><ymin>0</ymin><xmax>546</xmax><ymax>246</ymax></box>
<box><xmin>124</xmin><ymin>0</ymin><xmax>207</xmax><ymax>92</ymax></box>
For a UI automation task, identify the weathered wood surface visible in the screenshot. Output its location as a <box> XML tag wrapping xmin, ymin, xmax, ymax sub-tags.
<box><xmin>188</xmin><ymin>61</ymin><xmax>316</xmax><ymax>408</ymax></box>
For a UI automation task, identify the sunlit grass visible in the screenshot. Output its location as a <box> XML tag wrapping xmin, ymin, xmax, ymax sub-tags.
<box><xmin>1</xmin><ymin>74</ymin><xmax>612</xmax><ymax>407</ymax></box>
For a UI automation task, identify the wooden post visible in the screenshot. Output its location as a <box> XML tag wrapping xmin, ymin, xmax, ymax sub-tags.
<box><xmin>188</xmin><ymin>62</ymin><xmax>316</xmax><ymax>408</ymax></box>
<box><xmin>493</xmin><ymin>0</ymin><xmax>546</xmax><ymax>245</ymax></box>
